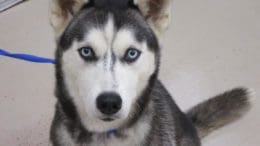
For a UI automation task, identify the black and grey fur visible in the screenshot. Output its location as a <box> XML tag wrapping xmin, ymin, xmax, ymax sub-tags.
<box><xmin>49</xmin><ymin>0</ymin><xmax>251</xmax><ymax>145</ymax></box>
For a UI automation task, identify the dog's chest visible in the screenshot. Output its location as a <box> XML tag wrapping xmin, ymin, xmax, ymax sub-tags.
<box><xmin>83</xmin><ymin>123</ymin><xmax>150</xmax><ymax>146</ymax></box>
<box><xmin>87</xmin><ymin>134</ymin><xmax>144</xmax><ymax>146</ymax></box>
<box><xmin>58</xmin><ymin>120</ymin><xmax>151</xmax><ymax>146</ymax></box>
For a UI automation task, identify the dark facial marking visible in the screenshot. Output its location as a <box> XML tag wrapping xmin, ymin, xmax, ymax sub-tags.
<box><xmin>103</xmin><ymin>52</ymin><xmax>108</xmax><ymax>70</ymax></box>
<box><xmin>59</xmin><ymin>5</ymin><xmax>159</xmax><ymax>54</ymax></box>
<box><xmin>110</xmin><ymin>51</ymin><xmax>116</xmax><ymax>71</ymax></box>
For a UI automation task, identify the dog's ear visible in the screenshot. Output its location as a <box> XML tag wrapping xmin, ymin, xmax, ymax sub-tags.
<box><xmin>49</xmin><ymin>0</ymin><xmax>88</xmax><ymax>37</ymax></box>
<box><xmin>49</xmin><ymin>0</ymin><xmax>171</xmax><ymax>37</ymax></box>
<box><xmin>135</xmin><ymin>0</ymin><xmax>172</xmax><ymax>36</ymax></box>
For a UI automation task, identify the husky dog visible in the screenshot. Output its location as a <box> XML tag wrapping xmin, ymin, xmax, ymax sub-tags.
<box><xmin>49</xmin><ymin>0</ymin><xmax>251</xmax><ymax>145</ymax></box>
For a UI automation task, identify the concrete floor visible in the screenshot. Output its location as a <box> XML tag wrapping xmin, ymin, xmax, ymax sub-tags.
<box><xmin>0</xmin><ymin>0</ymin><xmax>259</xmax><ymax>145</ymax></box>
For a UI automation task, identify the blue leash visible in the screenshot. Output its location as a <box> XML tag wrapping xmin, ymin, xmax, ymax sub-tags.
<box><xmin>0</xmin><ymin>48</ymin><xmax>55</xmax><ymax>64</ymax></box>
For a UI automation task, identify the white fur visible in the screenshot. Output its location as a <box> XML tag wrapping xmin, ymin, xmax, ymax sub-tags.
<box><xmin>62</xmin><ymin>16</ymin><xmax>156</xmax><ymax>133</ymax></box>
<box><xmin>90</xmin><ymin>113</ymin><xmax>152</xmax><ymax>146</ymax></box>
<box><xmin>57</xmin><ymin>124</ymin><xmax>77</xmax><ymax>146</ymax></box>
<box><xmin>57</xmin><ymin>111</ymin><xmax>152</xmax><ymax>146</ymax></box>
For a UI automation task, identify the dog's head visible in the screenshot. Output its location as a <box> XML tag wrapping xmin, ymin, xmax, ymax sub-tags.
<box><xmin>50</xmin><ymin>0</ymin><xmax>171</xmax><ymax>132</ymax></box>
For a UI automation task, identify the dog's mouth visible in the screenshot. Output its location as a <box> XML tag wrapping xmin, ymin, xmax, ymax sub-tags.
<box><xmin>101</xmin><ymin>117</ymin><xmax>115</xmax><ymax>122</ymax></box>
<box><xmin>100</xmin><ymin>114</ymin><xmax>122</xmax><ymax>122</ymax></box>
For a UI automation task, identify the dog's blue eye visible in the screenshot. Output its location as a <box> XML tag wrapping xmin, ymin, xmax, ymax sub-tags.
<box><xmin>124</xmin><ymin>48</ymin><xmax>141</xmax><ymax>63</ymax></box>
<box><xmin>78</xmin><ymin>47</ymin><xmax>97</xmax><ymax>61</ymax></box>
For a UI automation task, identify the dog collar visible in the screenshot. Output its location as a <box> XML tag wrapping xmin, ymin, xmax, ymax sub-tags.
<box><xmin>106</xmin><ymin>129</ymin><xmax>117</xmax><ymax>135</ymax></box>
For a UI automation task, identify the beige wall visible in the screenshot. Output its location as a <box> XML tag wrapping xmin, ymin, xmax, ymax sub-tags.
<box><xmin>0</xmin><ymin>0</ymin><xmax>259</xmax><ymax>145</ymax></box>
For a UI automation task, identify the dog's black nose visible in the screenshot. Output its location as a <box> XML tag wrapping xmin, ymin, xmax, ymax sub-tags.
<box><xmin>96</xmin><ymin>92</ymin><xmax>122</xmax><ymax>115</ymax></box>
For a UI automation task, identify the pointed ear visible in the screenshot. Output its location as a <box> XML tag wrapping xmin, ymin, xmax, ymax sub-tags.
<box><xmin>49</xmin><ymin>0</ymin><xmax>88</xmax><ymax>37</ymax></box>
<box><xmin>135</xmin><ymin>0</ymin><xmax>172</xmax><ymax>36</ymax></box>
